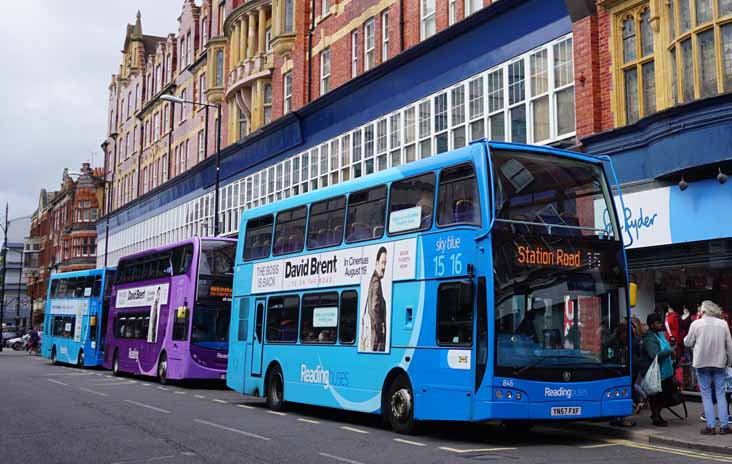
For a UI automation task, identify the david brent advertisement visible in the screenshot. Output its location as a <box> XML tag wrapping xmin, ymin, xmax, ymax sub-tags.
<box><xmin>115</xmin><ymin>283</ymin><xmax>170</xmax><ymax>343</ymax></box>
<box><xmin>251</xmin><ymin>238</ymin><xmax>417</xmax><ymax>354</ymax></box>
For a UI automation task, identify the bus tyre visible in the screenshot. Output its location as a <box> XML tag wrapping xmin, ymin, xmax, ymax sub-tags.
<box><xmin>266</xmin><ymin>366</ymin><xmax>286</xmax><ymax>412</ymax></box>
<box><xmin>158</xmin><ymin>353</ymin><xmax>168</xmax><ymax>385</ymax></box>
<box><xmin>112</xmin><ymin>350</ymin><xmax>120</xmax><ymax>376</ymax></box>
<box><xmin>50</xmin><ymin>346</ymin><xmax>57</xmax><ymax>365</ymax></box>
<box><xmin>77</xmin><ymin>350</ymin><xmax>84</xmax><ymax>367</ymax></box>
<box><xmin>385</xmin><ymin>375</ymin><xmax>417</xmax><ymax>435</ymax></box>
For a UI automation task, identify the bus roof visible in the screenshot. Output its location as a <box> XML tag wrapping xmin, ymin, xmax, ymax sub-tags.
<box><xmin>48</xmin><ymin>268</ymin><xmax>116</xmax><ymax>281</ymax></box>
<box><xmin>240</xmin><ymin>140</ymin><xmax>605</xmax><ymax>224</ymax></box>
<box><xmin>117</xmin><ymin>236</ymin><xmax>237</xmax><ymax>263</ymax></box>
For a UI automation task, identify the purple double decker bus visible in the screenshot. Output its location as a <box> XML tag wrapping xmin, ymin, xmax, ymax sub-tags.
<box><xmin>104</xmin><ymin>237</ymin><xmax>236</xmax><ymax>383</ymax></box>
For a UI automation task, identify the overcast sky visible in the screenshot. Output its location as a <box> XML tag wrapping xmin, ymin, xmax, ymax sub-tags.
<box><xmin>0</xmin><ymin>1</ymin><xmax>182</xmax><ymax>221</ymax></box>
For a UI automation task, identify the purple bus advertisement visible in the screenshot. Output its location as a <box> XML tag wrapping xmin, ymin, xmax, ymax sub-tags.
<box><xmin>103</xmin><ymin>237</ymin><xmax>236</xmax><ymax>383</ymax></box>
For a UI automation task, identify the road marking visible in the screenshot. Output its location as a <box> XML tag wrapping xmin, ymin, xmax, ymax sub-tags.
<box><xmin>340</xmin><ymin>426</ymin><xmax>369</xmax><ymax>434</ymax></box>
<box><xmin>580</xmin><ymin>443</ymin><xmax>621</xmax><ymax>449</ymax></box>
<box><xmin>47</xmin><ymin>378</ymin><xmax>69</xmax><ymax>386</ymax></box>
<box><xmin>610</xmin><ymin>439</ymin><xmax>732</xmax><ymax>463</ymax></box>
<box><xmin>319</xmin><ymin>452</ymin><xmax>365</xmax><ymax>464</ymax></box>
<box><xmin>194</xmin><ymin>394</ymin><xmax>206</xmax><ymax>399</ymax></box>
<box><xmin>91</xmin><ymin>381</ymin><xmax>135</xmax><ymax>387</ymax></box>
<box><xmin>267</xmin><ymin>410</ymin><xmax>287</xmax><ymax>416</ymax></box>
<box><xmin>110</xmin><ymin>454</ymin><xmax>176</xmax><ymax>464</ymax></box>
<box><xmin>193</xmin><ymin>419</ymin><xmax>270</xmax><ymax>441</ymax></box>
<box><xmin>174</xmin><ymin>391</ymin><xmax>186</xmax><ymax>395</ymax></box>
<box><xmin>157</xmin><ymin>386</ymin><xmax>168</xmax><ymax>391</ymax></box>
<box><xmin>142</xmin><ymin>383</ymin><xmax>151</xmax><ymax>386</ymax></box>
<box><xmin>237</xmin><ymin>404</ymin><xmax>254</xmax><ymax>410</ymax></box>
<box><xmin>394</xmin><ymin>438</ymin><xmax>426</xmax><ymax>447</ymax></box>
<box><xmin>298</xmin><ymin>418</ymin><xmax>320</xmax><ymax>424</ymax></box>
<box><xmin>439</xmin><ymin>447</ymin><xmax>516</xmax><ymax>454</ymax></box>
<box><xmin>124</xmin><ymin>400</ymin><xmax>171</xmax><ymax>414</ymax></box>
<box><xmin>79</xmin><ymin>387</ymin><xmax>109</xmax><ymax>397</ymax></box>
<box><xmin>213</xmin><ymin>399</ymin><xmax>227</xmax><ymax>404</ymax></box>
<box><xmin>95</xmin><ymin>373</ymin><xmax>103</xmax><ymax>376</ymax></box>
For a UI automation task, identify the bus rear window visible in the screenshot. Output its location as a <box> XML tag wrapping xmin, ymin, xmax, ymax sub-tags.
<box><xmin>346</xmin><ymin>186</ymin><xmax>386</xmax><ymax>243</ymax></box>
<box><xmin>244</xmin><ymin>215</ymin><xmax>274</xmax><ymax>260</ymax></box>
<box><xmin>273</xmin><ymin>207</ymin><xmax>307</xmax><ymax>256</ymax></box>
<box><xmin>437</xmin><ymin>163</ymin><xmax>481</xmax><ymax>226</ymax></box>
<box><xmin>388</xmin><ymin>173</ymin><xmax>435</xmax><ymax>234</ymax></box>
<box><xmin>307</xmin><ymin>196</ymin><xmax>345</xmax><ymax>249</ymax></box>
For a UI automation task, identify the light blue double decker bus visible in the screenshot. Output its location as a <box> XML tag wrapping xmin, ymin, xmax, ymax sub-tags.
<box><xmin>227</xmin><ymin>140</ymin><xmax>632</xmax><ymax>433</ymax></box>
<box><xmin>42</xmin><ymin>268</ymin><xmax>116</xmax><ymax>367</ymax></box>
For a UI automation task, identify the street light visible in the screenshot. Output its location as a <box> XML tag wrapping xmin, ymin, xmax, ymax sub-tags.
<box><xmin>67</xmin><ymin>171</ymin><xmax>113</xmax><ymax>271</ymax></box>
<box><xmin>0</xmin><ymin>203</ymin><xmax>8</xmax><ymax>352</ymax></box>
<box><xmin>160</xmin><ymin>94</ymin><xmax>222</xmax><ymax>236</ymax></box>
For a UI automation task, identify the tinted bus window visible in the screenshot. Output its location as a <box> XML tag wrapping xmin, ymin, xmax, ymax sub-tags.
<box><xmin>307</xmin><ymin>196</ymin><xmax>346</xmax><ymax>249</ymax></box>
<box><xmin>171</xmin><ymin>245</ymin><xmax>194</xmax><ymax>275</ymax></box>
<box><xmin>273</xmin><ymin>206</ymin><xmax>307</xmax><ymax>256</ymax></box>
<box><xmin>266</xmin><ymin>295</ymin><xmax>299</xmax><ymax>343</ymax></box>
<box><xmin>339</xmin><ymin>291</ymin><xmax>358</xmax><ymax>344</ymax></box>
<box><xmin>114</xmin><ymin>312</ymin><xmax>150</xmax><ymax>339</ymax></box>
<box><xmin>244</xmin><ymin>215</ymin><xmax>274</xmax><ymax>260</ymax></box>
<box><xmin>388</xmin><ymin>173</ymin><xmax>435</xmax><ymax>234</ymax></box>
<box><xmin>300</xmin><ymin>292</ymin><xmax>338</xmax><ymax>344</ymax></box>
<box><xmin>437</xmin><ymin>163</ymin><xmax>481</xmax><ymax>226</ymax></box>
<box><xmin>238</xmin><ymin>297</ymin><xmax>249</xmax><ymax>342</ymax></box>
<box><xmin>52</xmin><ymin>316</ymin><xmax>76</xmax><ymax>338</ymax></box>
<box><xmin>346</xmin><ymin>186</ymin><xmax>386</xmax><ymax>243</ymax></box>
<box><xmin>436</xmin><ymin>282</ymin><xmax>473</xmax><ymax>346</ymax></box>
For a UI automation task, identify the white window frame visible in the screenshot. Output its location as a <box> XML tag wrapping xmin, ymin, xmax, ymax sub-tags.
<box><xmin>320</xmin><ymin>48</ymin><xmax>331</xmax><ymax>95</ymax></box>
<box><xmin>283</xmin><ymin>72</ymin><xmax>292</xmax><ymax>114</ymax></box>
<box><xmin>351</xmin><ymin>31</ymin><xmax>359</xmax><ymax>78</ymax></box>
<box><xmin>449</xmin><ymin>0</ymin><xmax>457</xmax><ymax>25</ymax></box>
<box><xmin>198</xmin><ymin>129</ymin><xmax>205</xmax><ymax>161</ymax></box>
<box><xmin>364</xmin><ymin>18</ymin><xmax>375</xmax><ymax>71</ymax></box>
<box><xmin>382</xmin><ymin>11</ymin><xmax>390</xmax><ymax>60</ymax></box>
<box><xmin>421</xmin><ymin>0</ymin><xmax>436</xmax><ymax>40</ymax></box>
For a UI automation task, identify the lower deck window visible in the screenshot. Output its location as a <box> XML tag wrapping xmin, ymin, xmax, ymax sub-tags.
<box><xmin>436</xmin><ymin>282</ymin><xmax>473</xmax><ymax>346</ymax></box>
<box><xmin>266</xmin><ymin>295</ymin><xmax>299</xmax><ymax>343</ymax></box>
<box><xmin>300</xmin><ymin>292</ymin><xmax>339</xmax><ymax>343</ymax></box>
<box><xmin>114</xmin><ymin>312</ymin><xmax>150</xmax><ymax>340</ymax></box>
<box><xmin>52</xmin><ymin>315</ymin><xmax>76</xmax><ymax>339</ymax></box>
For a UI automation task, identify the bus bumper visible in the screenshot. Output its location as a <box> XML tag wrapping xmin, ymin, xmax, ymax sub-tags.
<box><xmin>472</xmin><ymin>398</ymin><xmax>633</xmax><ymax>421</ymax></box>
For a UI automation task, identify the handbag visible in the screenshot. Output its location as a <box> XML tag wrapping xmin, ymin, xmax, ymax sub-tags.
<box><xmin>641</xmin><ymin>356</ymin><xmax>662</xmax><ymax>395</ymax></box>
<box><xmin>664</xmin><ymin>377</ymin><xmax>688</xmax><ymax>420</ymax></box>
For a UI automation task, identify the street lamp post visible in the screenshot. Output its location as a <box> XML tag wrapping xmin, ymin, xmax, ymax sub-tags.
<box><xmin>161</xmin><ymin>94</ymin><xmax>222</xmax><ymax>236</ymax></box>
<box><xmin>0</xmin><ymin>203</ymin><xmax>8</xmax><ymax>352</ymax></box>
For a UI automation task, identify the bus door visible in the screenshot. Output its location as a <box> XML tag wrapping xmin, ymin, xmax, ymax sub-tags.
<box><xmin>250</xmin><ymin>299</ymin><xmax>265</xmax><ymax>377</ymax></box>
<box><xmin>227</xmin><ymin>296</ymin><xmax>249</xmax><ymax>392</ymax></box>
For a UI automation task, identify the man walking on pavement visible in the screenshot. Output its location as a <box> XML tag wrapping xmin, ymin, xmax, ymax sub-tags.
<box><xmin>685</xmin><ymin>300</ymin><xmax>732</xmax><ymax>435</ymax></box>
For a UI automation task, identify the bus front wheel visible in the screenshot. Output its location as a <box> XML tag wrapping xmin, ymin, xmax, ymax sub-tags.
<box><xmin>77</xmin><ymin>349</ymin><xmax>84</xmax><ymax>367</ymax></box>
<box><xmin>112</xmin><ymin>350</ymin><xmax>120</xmax><ymax>376</ymax></box>
<box><xmin>50</xmin><ymin>346</ymin><xmax>57</xmax><ymax>365</ymax></box>
<box><xmin>266</xmin><ymin>365</ymin><xmax>286</xmax><ymax>411</ymax></box>
<box><xmin>158</xmin><ymin>353</ymin><xmax>168</xmax><ymax>385</ymax></box>
<box><xmin>385</xmin><ymin>375</ymin><xmax>417</xmax><ymax>435</ymax></box>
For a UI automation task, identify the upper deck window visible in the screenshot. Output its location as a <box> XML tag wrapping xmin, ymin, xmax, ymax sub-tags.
<box><xmin>388</xmin><ymin>173</ymin><xmax>435</xmax><ymax>234</ymax></box>
<box><xmin>437</xmin><ymin>163</ymin><xmax>481</xmax><ymax>226</ymax></box>
<box><xmin>244</xmin><ymin>215</ymin><xmax>274</xmax><ymax>260</ymax></box>
<box><xmin>273</xmin><ymin>206</ymin><xmax>307</xmax><ymax>256</ymax></box>
<box><xmin>346</xmin><ymin>186</ymin><xmax>386</xmax><ymax>243</ymax></box>
<box><xmin>307</xmin><ymin>196</ymin><xmax>345</xmax><ymax>249</ymax></box>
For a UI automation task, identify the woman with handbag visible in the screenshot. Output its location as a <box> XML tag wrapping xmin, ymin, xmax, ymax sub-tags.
<box><xmin>643</xmin><ymin>313</ymin><xmax>675</xmax><ymax>426</ymax></box>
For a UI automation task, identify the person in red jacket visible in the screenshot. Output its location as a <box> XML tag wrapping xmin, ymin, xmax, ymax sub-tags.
<box><xmin>665</xmin><ymin>306</ymin><xmax>681</xmax><ymax>360</ymax></box>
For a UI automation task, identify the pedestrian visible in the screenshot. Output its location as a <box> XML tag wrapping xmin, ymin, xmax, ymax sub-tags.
<box><xmin>630</xmin><ymin>316</ymin><xmax>648</xmax><ymax>413</ymax></box>
<box><xmin>684</xmin><ymin>300</ymin><xmax>732</xmax><ymax>435</ymax></box>
<box><xmin>642</xmin><ymin>313</ymin><xmax>676</xmax><ymax>427</ymax></box>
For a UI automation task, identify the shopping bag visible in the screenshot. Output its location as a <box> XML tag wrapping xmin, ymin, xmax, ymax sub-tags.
<box><xmin>724</xmin><ymin>367</ymin><xmax>732</xmax><ymax>393</ymax></box>
<box><xmin>641</xmin><ymin>356</ymin><xmax>662</xmax><ymax>395</ymax></box>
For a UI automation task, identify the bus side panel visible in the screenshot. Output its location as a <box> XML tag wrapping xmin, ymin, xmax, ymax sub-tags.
<box><xmin>227</xmin><ymin>296</ymin><xmax>248</xmax><ymax>394</ymax></box>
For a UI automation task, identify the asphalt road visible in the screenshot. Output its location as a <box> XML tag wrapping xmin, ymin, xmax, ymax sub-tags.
<box><xmin>0</xmin><ymin>350</ymin><xmax>726</xmax><ymax>464</ymax></box>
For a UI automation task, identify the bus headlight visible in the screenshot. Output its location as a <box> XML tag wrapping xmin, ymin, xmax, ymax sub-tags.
<box><xmin>515</xmin><ymin>392</ymin><xmax>522</xmax><ymax>400</ymax></box>
<box><xmin>614</xmin><ymin>389</ymin><xmax>620</xmax><ymax>397</ymax></box>
<box><xmin>621</xmin><ymin>388</ymin><xmax>628</xmax><ymax>397</ymax></box>
<box><xmin>496</xmin><ymin>390</ymin><xmax>504</xmax><ymax>399</ymax></box>
<box><xmin>506</xmin><ymin>391</ymin><xmax>512</xmax><ymax>399</ymax></box>
<box><xmin>606</xmin><ymin>391</ymin><xmax>612</xmax><ymax>399</ymax></box>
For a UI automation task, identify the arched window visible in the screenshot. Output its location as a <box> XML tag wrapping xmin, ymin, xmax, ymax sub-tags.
<box><xmin>618</xmin><ymin>9</ymin><xmax>655</xmax><ymax>124</ymax></box>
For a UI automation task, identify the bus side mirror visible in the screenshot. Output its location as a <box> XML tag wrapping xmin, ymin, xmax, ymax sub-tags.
<box><xmin>629</xmin><ymin>282</ymin><xmax>637</xmax><ymax>308</ymax></box>
<box><xmin>90</xmin><ymin>316</ymin><xmax>97</xmax><ymax>327</ymax></box>
<box><xmin>177</xmin><ymin>306</ymin><xmax>188</xmax><ymax>319</ymax></box>
<box><xmin>460</xmin><ymin>280</ymin><xmax>475</xmax><ymax>307</ymax></box>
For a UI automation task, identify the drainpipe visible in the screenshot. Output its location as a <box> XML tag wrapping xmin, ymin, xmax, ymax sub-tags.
<box><xmin>399</xmin><ymin>0</ymin><xmax>405</xmax><ymax>52</ymax></box>
<box><xmin>307</xmin><ymin>0</ymin><xmax>316</xmax><ymax>103</ymax></box>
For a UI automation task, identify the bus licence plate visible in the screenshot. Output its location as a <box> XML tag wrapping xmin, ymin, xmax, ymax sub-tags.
<box><xmin>550</xmin><ymin>407</ymin><xmax>581</xmax><ymax>417</ymax></box>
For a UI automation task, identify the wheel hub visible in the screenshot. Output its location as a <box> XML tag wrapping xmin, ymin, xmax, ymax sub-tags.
<box><xmin>391</xmin><ymin>388</ymin><xmax>412</xmax><ymax>422</ymax></box>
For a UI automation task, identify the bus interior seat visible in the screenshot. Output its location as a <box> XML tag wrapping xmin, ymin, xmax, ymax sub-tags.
<box><xmin>349</xmin><ymin>222</ymin><xmax>370</xmax><ymax>241</ymax></box>
<box><xmin>454</xmin><ymin>199</ymin><xmax>476</xmax><ymax>223</ymax></box>
<box><xmin>372</xmin><ymin>225</ymin><xmax>384</xmax><ymax>238</ymax></box>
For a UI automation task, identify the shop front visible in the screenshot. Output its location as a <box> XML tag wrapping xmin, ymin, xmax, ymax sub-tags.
<box><xmin>598</xmin><ymin>179</ymin><xmax>732</xmax><ymax>391</ymax></box>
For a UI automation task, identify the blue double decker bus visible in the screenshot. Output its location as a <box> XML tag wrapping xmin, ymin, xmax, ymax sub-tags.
<box><xmin>227</xmin><ymin>141</ymin><xmax>632</xmax><ymax>433</ymax></box>
<box><xmin>42</xmin><ymin>268</ymin><xmax>116</xmax><ymax>367</ymax></box>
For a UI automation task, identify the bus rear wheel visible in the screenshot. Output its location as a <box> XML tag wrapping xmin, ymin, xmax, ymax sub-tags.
<box><xmin>157</xmin><ymin>353</ymin><xmax>168</xmax><ymax>385</ymax></box>
<box><xmin>50</xmin><ymin>346</ymin><xmax>57</xmax><ymax>365</ymax></box>
<box><xmin>266</xmin><ymin>366</ymin><xmax>286</xmax><ymax>412</ymax></box>
<box><xmin>385</xmin><ymin>375</ymin><xmax>417</xmax><ymax>435</ymax></box>
<box><xmin>77</xmin><ymin>349</ymin><xmax>84</xmax><ymax>367</ymax></box>
<box><xmin>112</xmin><ymin>350</ymin><xmax>120</xmax><ymax>376</ymax></box>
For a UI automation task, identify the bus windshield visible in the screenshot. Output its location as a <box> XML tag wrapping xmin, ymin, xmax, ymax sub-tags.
<box><xmin>194</xmin><ymin>240</ymin><xmax>236</xmax><ymax>350</ymax></box>
<box><xmin>491</xmin><ymin>150</ymin><xmax>628</xmax><ymax>381</ymax></box>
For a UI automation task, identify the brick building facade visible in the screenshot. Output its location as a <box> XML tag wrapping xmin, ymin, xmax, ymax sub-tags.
<box><xmin>25</xmin><ymin>163</ymin><xmax>105</xmax><ymax>323</ymax></box>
